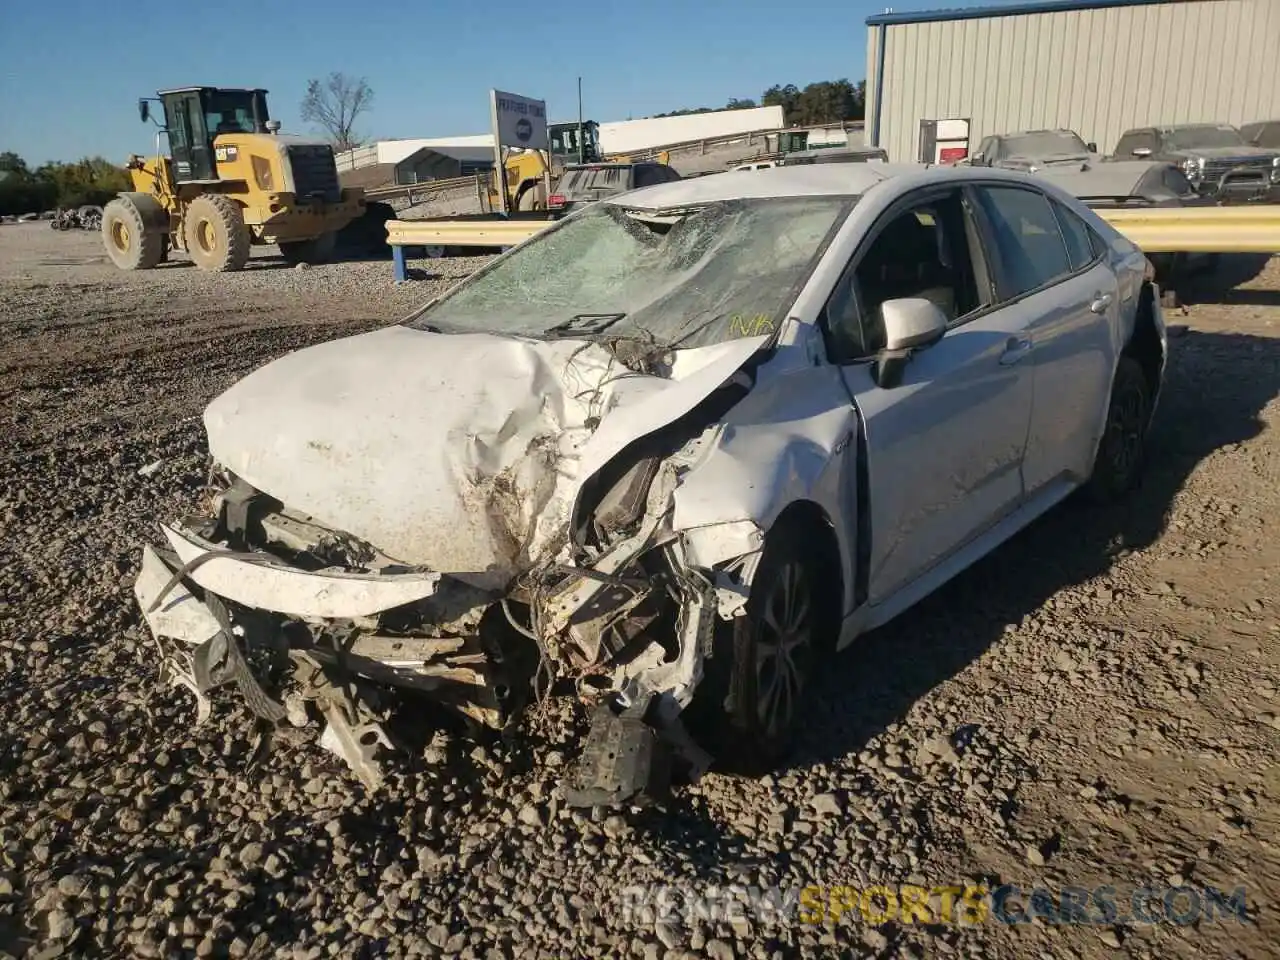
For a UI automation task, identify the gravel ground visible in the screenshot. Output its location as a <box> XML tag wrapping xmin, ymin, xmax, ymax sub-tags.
<box><xmin>1</xmin><ymin>224</ymin><xmax>1278</xmax><ymax>960</ymax></box>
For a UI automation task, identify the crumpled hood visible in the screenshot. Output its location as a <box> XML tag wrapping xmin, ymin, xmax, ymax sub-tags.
<box><xmin>203</xmin><ymin>325</ymin><xmax>767</xmax><ymax>586</ymax></box>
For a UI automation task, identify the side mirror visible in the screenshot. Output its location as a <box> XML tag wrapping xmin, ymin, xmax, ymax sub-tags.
<box><xmin>138</xmin><ymin>99</ymin><xmax>150</xmax><ymax>124</ymax></box>
<box><xmin>883</xmin><ymin>298</ymin><xmax>948</xmax><ymax>350</ymax></box>
<box><xmin>1131</xmin><ymin>146</ymin><xmax>1153</xmax><ymax>158</ymax></box>
<box><xmin>1086</xmin><ymin>141</ymin><xmax>1098</xmax><ymax>153</ymax></box>
<box><xmin>874</xmin><ymin>298</ymin><xmax>948</xmax><ymax>388</ymax></box>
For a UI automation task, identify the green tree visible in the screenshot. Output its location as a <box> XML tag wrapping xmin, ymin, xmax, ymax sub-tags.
<box><xmin>33</xmin><ymin>156</ymin><xmax>130</xmax><ymax>208</ymax></box>
<box><xmin>0</xmin><ymin>151</ymin><xmax>29</xmax><ymax>175</ymax></box>
<box><xmin>763</xmin><ymin>80</ymin><xmax>865</xmax><ymax>125</ymax></box>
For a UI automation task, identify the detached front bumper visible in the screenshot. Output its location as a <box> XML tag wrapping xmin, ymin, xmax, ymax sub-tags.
<box><xmin>133</xmin><ymin>521</ymin><xmax>516</xmax><ymax>789</ymax></box>
<box><xmin>132</xmin><ymin>483</ymin><xmax>722</xmax><ymax>802</ymax></box>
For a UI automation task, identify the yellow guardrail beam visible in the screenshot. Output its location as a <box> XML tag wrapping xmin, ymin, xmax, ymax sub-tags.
<box><xmin>1094</xmin><ymin>205</ymin><xmax>1280</xmax><ymax>253</ymax></box>
<box><xmin>386</xmin><ymin>218</ymin><xmax>550</xmax><ymax>248</ymax></box>
<box><xmin>385</xmin><ymin>205</ymin><xmax>1280</xmax><ymax>280</ymax></box>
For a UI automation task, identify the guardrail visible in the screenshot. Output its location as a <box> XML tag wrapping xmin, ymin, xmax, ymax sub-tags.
<box><xmin>384</xmin><ymin>204</ymin><xmax>1280</xmax><ymax>281</ymax></box>
<box><xmin>1097</xmin><ymin>205</ymin><xmax>1280</xmax><ymax>253</ymax></box>
<box><xmin>385</xmin><ymin>218</ymin><xmax>552</xmax><ymax>280</ymax></box>
<box><xmin>364</xmin><ymin>173</ymin><xmax>488</xmax><ymax>204</ymax></box>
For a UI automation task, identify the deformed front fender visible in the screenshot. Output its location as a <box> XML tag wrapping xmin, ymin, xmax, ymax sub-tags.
<box><xmin>670</xmin><ymin>355</ymin><xmax>860</xmax><ymax>611</ymax></box>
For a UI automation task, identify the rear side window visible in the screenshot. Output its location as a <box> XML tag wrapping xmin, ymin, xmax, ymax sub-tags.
<box><xmin>973</xmin><ymin>186</ymin><xmax>1072</xmax><ymax>297</ymax></box>
<box><xmin>1050</xmin><ymin>199</ymin><xmax>1101</xmax><ymax>272</ymax></box>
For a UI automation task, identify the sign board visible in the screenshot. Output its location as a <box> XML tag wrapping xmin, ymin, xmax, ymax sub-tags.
<box><xmin>489</xmin><ymin>89</ymin><xmax>549</xmax><ymax>212</ymax></box>
<box><xmin>490</xmin><ymin>90</ymin><xmax>549</xmax><ymax>151</ymax></box>
<box><xmin>918</xmin><ymin>117</ymin><xmax>971</xmax><ymax>164</ymax></box>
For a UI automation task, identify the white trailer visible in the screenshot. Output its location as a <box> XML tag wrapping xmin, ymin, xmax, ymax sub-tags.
<box><xmin>598</xmin><ymin>105</ymin><xmax>785</xmax><ymax>156</ymax></box>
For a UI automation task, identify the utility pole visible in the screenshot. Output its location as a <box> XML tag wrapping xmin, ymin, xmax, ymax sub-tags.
<box><xmin>577</xmin><ymin>77</ymin><xmax>585</xmax><ymax>164</ymax></box>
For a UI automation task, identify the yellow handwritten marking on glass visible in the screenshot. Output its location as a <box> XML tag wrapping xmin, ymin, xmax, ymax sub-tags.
<box><xmin>728</xmin><ymin>314</ymin><xmax>775</xmax><ymax>337</ymax></box>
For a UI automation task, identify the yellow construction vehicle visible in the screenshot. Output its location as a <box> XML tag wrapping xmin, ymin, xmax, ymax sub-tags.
<box><xmin>490</xmin><ymin>120</ymin><xmax>671</xmax><ymax>213</ymax></box>
<box><xmin>103</xmin><ymin>86</ymin><xmax>366</xmax><ymax>272</ymax></box>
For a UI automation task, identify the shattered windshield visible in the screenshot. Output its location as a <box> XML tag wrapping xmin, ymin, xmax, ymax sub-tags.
<box><xmin>1000</xmin><ymin>131</ymin><xmax>1090</xmax><ymax>159</ymax></box>
<box><xmin>1167</xmin><ymin>125</ymin><xmax>1247</xmax><ymax>150</ymax></box>
<box><xmin>407</xmin><ymin>196</ymin><xmax>854</xmax><ymax>348</ymax></box>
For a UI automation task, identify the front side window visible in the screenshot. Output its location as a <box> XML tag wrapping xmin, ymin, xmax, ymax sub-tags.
<box><xmin>205</xmin><ymin>92</ymin><xmax>258</xmax><ymax>136</ymax></box>
<box><xmin>824</xmin><ymin>189</ymin><xmax>983</xmax><ymax>361</ymax></box>
<box><xmin>410</xmin><ymin>196</ymin><xmax>854</xmax><ymax>350</ymax></box>
<box><xmin>973</xmin><ymin>186</ymin><xmax>1072</xmax><ymax>298</ymax></box>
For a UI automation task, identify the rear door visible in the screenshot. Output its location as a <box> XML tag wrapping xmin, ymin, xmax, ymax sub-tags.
<box><xmin>969</xmin><ymin>185</ymin><xmax>1117</xmax><ymax>493</ymax></box>
<box><xmin>825</xmin><ymin>186</ymin><xmax>1036</xmax><ymax>604</ymax></box>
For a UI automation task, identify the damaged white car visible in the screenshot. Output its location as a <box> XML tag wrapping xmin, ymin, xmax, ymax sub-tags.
<box><xmin>135</xmin><ymin>164</ymin><xmax>1167</xmax><ymax>805</ymax></box>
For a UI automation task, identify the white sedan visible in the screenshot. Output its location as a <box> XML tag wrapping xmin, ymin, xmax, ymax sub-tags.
<box><xmin>134</xmin><ymin>164</ymin><xmax>1166</xmax><ymax>804</ymax></box>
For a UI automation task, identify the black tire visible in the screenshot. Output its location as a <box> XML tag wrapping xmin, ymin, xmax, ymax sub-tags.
<box><xmin>279</xmin><ymin>231</ymin><xmax>336</xmax><ymax>266</ymax></box>
<box><xmin>183</xmin><ymin>194</ymin><xmax>249</xmax><ymax>272</ymax></box>
<box><xmin>102</xmin><ymin>197</ymin><xmax>163</xmax><ymax>270</ymax></box>
<box><xmin>693</xmin><ymin>523</ymin><xmax>829</xmax><ymax>774</ymax></box>
<box><xmin>1086</xmin><ymin>356</ymin><xmax>1151</xmax><ymax>503</ymax></box>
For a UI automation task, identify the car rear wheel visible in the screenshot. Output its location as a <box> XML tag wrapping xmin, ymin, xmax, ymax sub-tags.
<box><xmin>1086</xmin><ymin>356</ymin><xmax>1151</xmax><ymax>502</ymax></box>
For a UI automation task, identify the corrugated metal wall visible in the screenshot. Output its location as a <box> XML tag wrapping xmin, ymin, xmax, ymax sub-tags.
<box><xmin>867</xmin><ymin>0</ymin><xmax>1280</xmax><ymax>162</ymax></box>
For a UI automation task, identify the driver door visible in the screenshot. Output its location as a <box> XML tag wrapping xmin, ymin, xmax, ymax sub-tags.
<box><xmin>823</xmin><ymin>186</ymin><xmax>1035</xmax><ymax>605</ymax></box>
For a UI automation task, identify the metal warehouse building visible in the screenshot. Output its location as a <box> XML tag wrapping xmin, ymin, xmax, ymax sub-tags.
<box><xmin>865</xmin><ymin>0</ymin><xmax>1280</xmax><ymax>163</ymax></box>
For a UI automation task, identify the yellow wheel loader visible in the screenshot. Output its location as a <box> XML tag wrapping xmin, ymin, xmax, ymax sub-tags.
<box><xmin>103</xmin><ymin>86</ymin><xmax>366</xmax><ymax>272</ymax></box>
<box><xmin>491</xmin><ymin>120</ymin><xmax>672</xmax><ymax>214</ymax></box>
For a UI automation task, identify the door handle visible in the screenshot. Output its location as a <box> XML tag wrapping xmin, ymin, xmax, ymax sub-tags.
<box><xmin>1090</xmin><ymin>292</ymin><xmax>1114</xmax><ymax>314</ymax></box>
<box><xmin>999</xmin><ymin>336</ymin><xmax>1032</xmax><ymax>365</ymax></box>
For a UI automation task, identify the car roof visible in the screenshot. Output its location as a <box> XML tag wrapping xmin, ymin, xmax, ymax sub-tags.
<box><xmin>604</xmin><ymin>163</ymin><xmax>1061</xmax><ymax>209</ymax></box>
<box><xmin>1158</xmin><ymin>122</ymin><xmax>1239</xmax><ymax>131</ymax></box>
<box><xmin>606</xmin><ymin>163</ymin><xmax>917</xmax><ymax>207</ymax></box>
<box><xmin>999</xmin><ymin>128</ymin><xmax>1082</xmax><ymax>137</ymax></box>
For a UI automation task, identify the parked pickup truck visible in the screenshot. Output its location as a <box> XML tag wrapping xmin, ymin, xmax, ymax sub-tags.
<box><xmin>970</xmin><ymin>128</ymin><xmax>1102</xmax><ymax>171</ymax></box>
<box><xmin>1112</xmin><ymin>123</ymin><xmax>1280</xmax><ymax>204</ymax></box>
<box><xmin>548</xmin><ymin>162</ymin><xmax>682</xmax><ymax>218</ymax></box>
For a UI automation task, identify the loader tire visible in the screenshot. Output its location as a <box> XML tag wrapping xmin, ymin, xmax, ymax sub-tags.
<box><xmin>279</xmin><ymin>231</ymin><xmax>336</xmax><ymax>266</ymax></box>
<box><xmin>102</xmin><ymin>197</ymin><xmax>163</xmax><ymax>270</ymax></box>
<box><xmin>184</xmin><ymin>195</ymin><xmax>250</xmax><ymax>272</ymax></box>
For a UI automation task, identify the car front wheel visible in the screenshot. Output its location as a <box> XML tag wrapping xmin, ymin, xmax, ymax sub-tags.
<box><xmin>1086</xmin><ymin>356</ymin><xmax>1151</xmax><ymax>502</ymax></box>
<box><xmin>705</xmin><ymin>523</ymin><xmax>826</xmax><ymax>773</ymax></box>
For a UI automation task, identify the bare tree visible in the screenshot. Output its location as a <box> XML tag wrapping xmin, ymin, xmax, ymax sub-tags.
<box><xmin>300</xmin><ymin>73</ymin><xmax>374</xmax><ymax>151</ymax></box>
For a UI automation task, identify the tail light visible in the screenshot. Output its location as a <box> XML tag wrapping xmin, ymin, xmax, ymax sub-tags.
<box><xmin>548</xmin><ymin>194</ymin><xmax>565</xmax><ymax>208</ymax></box>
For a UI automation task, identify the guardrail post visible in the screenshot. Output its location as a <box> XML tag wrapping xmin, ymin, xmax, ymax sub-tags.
<box><xmin>393</xmin><ymin>244</ymin><xmax>408</xmax><ymax>283</ymax></box>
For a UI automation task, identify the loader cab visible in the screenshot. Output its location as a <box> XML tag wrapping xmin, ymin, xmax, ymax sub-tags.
<box><xmin>152</xmin><ymin>86</ymin><xmax>270</xmax><ymax>183</ymax></box>
<box><xmin>549</xmin><ymin>121</ymin><xmax>602</xmax><ymax>164</ymax></box>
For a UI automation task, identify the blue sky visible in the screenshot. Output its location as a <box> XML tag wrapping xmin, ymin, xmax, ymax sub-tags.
<box><xmin>0</xmin><ymin>0</ymin><xmax>1022</xmax><ymax>165</ymax></box>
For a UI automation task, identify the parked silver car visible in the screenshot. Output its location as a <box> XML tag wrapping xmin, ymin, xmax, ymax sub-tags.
<box><xmin>134</xmin><ymin>165</ymin><xmax>1166</xmax><ymax>805</ymax></box>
